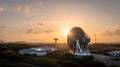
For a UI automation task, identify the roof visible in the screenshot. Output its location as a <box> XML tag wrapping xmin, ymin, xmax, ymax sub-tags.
<box><xmin>109</xmin><ymin>51</ymin><xmax>120</xmax><ymax>53</ymax></box>
<box><xmin>19</xmin><ymin>46</ymin><xmax>57</xmax><ymax>53</ymax></box>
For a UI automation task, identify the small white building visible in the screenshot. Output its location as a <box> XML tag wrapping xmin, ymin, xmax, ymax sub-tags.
<box><xmin>19</xmin><ymin>46</ymin><xmax>57</xmax><ymax>56</ymax></box>
<box><xmin>108</xmin><ymin>51</ymin><xmax>120</xmax><ymax>57</ymax></box>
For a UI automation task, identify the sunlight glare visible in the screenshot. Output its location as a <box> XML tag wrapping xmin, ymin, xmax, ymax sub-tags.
<box><xmin>62</xmin><ymin>28</ymin><xmax>70</xmax><ymax>37</ymax></box>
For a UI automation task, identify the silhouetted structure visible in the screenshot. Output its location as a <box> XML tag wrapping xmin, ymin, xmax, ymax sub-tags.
<box><xmin>0</xmin><ymin>40</ymin><xmax>4</xmax><ymax>44</ymax></box>
<box><xmin>67</xmin><ymin>27</ymin><xmax>91</xmax><ymax>56</ymax></box>
<box><xmin>53</xmin><ymin>38</ymin><xmax>58</xmax><ymax>44</ymax></box>
<box><xmin>95</xmin><ymin>34</ymin><xmax>97</xmax><ymax>44</ymax></box>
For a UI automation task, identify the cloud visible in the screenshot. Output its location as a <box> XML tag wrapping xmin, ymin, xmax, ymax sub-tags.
<box><xmin>0</xmin><ymin>26</ymin><xmax>5</xmax><ymax>29</ymax></box>
<box><xmin>39</xmin><ymin>1</ymin><xmax>43</xmax><ymax>5</ymax></box>
<box><xmin>0</xmin><ymin>6</ymin><xmax>4</xmax><ymax>12</ymax></box>
<box><xmin>13</xmin><ymin>5</ymin><xmax>21</xmax><ymax>11</ymax></box>
<box><xmin>26</xmin><ymin>29</ymin><xmax>33</xmax><ymax>34</ymax></box>
<box><xmin>38</xmin><ymin>22</ymin><xmax>44</xmax><ymax>26</ymax></box>
<box><xmin>103</xmin><ymin>26</ymin><xmax>120</xmax><ymax>36</ymax></box>
<box><xmin>26</xmin><ymin>29</ymin><xmax>54</xmax><ymax>34</ymax></box>
<box><xmin>23</xmin><ymin>5</ymin><xmax>30</xmax><ymax>13</ymax></box>
<box><xmin>13</xmin><ymin>4</ymin><xmax>30</xmax><ymax>14</ymax></box>
<box><xmin>44</xmin><ymin>30</ymin><xmax>54</xmax><ymax>33</ymax></box>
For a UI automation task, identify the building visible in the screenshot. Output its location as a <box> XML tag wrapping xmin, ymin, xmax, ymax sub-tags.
<box><xmin>108</xmin><ymin>51</ymin><xmax>120</xmax><ymax>57</ymax></box>
<box><xmin>19</xmin><ymin>46</ymin><xmax>57</xmax><ymax>56</ymax></box>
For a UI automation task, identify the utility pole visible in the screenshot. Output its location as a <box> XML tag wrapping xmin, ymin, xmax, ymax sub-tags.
<box><xmin>95</xmin><ymin>34</ymin><xmax>96</xmax><ymax>44</ymax></box>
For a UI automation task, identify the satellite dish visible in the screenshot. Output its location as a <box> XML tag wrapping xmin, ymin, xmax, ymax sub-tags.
<box><xmin>67</xmin><ymin>27</ymin><xmax>91</xmax><ymax>56</ymax></box>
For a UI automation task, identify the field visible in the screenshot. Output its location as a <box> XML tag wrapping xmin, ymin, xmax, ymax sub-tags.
<box><xmin>0</xmin><ymin>42</ymin><xmax>120</xmax><ymax>67</ymax></box>
<box><xmin>89</xmin><ymin>43</ymin><xmax>120</xmax><ymax>54</ymax></box>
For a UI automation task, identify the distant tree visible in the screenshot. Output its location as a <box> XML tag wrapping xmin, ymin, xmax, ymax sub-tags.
<box><xmin>0</xmin><ymin>46</ymin><xmax>7</xmax><ymax>51</ymax></box>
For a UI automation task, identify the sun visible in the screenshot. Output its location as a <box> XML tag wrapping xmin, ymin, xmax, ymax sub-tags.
<box><xmin>62</xmin><ymin>28</ymin><xmax>70</xmax><ymax>37</ymax></box>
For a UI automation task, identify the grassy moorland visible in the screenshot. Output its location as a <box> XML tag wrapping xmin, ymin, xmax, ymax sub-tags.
<box><xmin>89</xmin><ymin>43</ymin><xmax>120</xmax><ymax>54</ymax></box>
<box><xmin>0</xmin><ymin>42</ymin><xmax>119</xmax><ymax>67</ymax></box>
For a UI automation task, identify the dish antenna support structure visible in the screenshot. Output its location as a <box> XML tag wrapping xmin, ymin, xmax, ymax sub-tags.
<box><xmin>67</xmin><ymin>27</ymin><xmax>91</xmax><ymax>56</ymax></box>
<box><xmin>53</xmin><ymin>38</ymin><xmax>58</xmax><ymax>44</ymax></box>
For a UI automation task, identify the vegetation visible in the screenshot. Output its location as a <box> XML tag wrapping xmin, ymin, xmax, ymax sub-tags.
<box><xmin>0</xmin><ymin>42</ymin><xmax>120</xmax><ymax>67</ymax></box>
<box><xmin>89</xmin><ymin>43</ymin><xmax>120</xmax><ymax>54</ymax></box>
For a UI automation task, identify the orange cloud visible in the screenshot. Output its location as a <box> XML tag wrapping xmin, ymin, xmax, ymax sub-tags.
<box><xmin>103</xmin><ymin>26</ymin><xmax>120</xmax><ymax>36</ymax></box>
<box><xmin>0</xmin><ymin>6</ymin><xmax>4</xmax><ymax>12</ymax></box>
<box><xmin>26</xmin><ymin>29</ymin><xmax>54</xmax><ymax>34</ymax></box>
<box><xmin>23</xmin><ymin>5</ymin><xmax>30</xmax><ymax>13</ymax></box>
<box><xmin>13</xmin><ymin>4</ymin><xmax>30</xmax><ymax>14</ymax></box>
<box><xmin>0</xmin><ymin>26</ymin><xmax>5</xmax><ymax>29</ymax></box>
<box><xmin>26</xmin><ymin>29</ymin><xmax>33</xmax><ymax>34</ymax></box>
<box><xmin>44</xmin><ymin>30</ymin><xmax>54</xmax><ymax>33</ymax></box>
<box><xmin>13</xmin><ymin>4</ymin><xmax>21</xmax><ymax>11</ymax></box>
<box><xmin>38</xmin><ymin>22</ymin><xmax>44</xmax><ymax>26</ymax></box>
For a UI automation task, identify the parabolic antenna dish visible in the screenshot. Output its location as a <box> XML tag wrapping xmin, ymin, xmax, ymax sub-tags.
<box><xmin>67</xmin><ymin>27</ymin><xmax>91</xmax><ymax>56</ymax></box>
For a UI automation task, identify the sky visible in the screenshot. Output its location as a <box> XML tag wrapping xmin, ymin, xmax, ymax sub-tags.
<box><xmin>0</xmin><ymin>0</ymin><xmax>120</xmax><ymax>43</ymax></box>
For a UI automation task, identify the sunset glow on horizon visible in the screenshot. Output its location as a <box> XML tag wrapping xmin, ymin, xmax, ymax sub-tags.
<box><xmin>0</xmin><ymin>0</ymin><xmax>120</xmax><ymax>43</ymax></box>
<box><xmin>62</xmin><ymin>28</ymin><xmax>71</xmax><ymax>37</ymax></box>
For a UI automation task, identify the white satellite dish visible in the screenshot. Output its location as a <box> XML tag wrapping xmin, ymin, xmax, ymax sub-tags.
<box><xmin>67</xmin><ymin>27</ymin><xmax>91</xmax><ymax>56</ymax></box>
